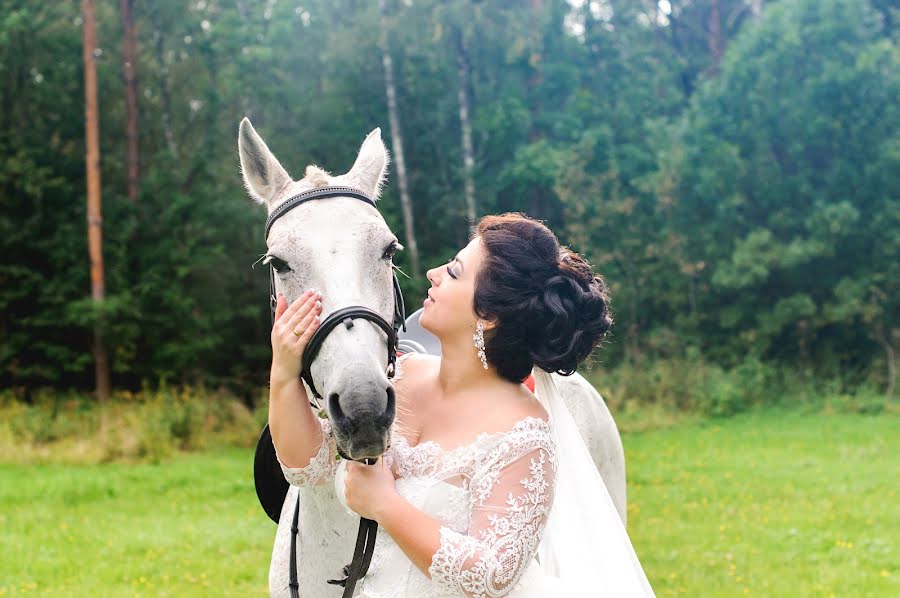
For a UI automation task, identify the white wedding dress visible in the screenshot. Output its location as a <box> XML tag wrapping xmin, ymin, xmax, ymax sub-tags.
<box><xmin>270</xmin><ymin>353</ymin><xmax>653</xmax><ymax>597</ymax></box>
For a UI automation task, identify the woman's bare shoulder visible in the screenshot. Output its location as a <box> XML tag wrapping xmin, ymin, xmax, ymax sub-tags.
<box><xmin>460</xmin><ymin>383</ymin><xmax>549</xmax><ymax>439</ymax></box>
<box><xmin>393</xmin><ymin>352</ymin><xmax>439</xmax><ymax>400</ymax></box>
<box><xmin>395</xmin><ymin>351</ymin><xmax>439</xmax><ymax>380</ymax></box>
<box><xmin>500</xmin><ymin>385</ymin><xmax>549</xmax><ymax>425</ymax></box>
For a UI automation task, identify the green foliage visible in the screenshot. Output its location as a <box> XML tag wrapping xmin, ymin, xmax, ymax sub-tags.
<box><xmin>0</xmin><ymin>0</ymin><xmax>895</xmax><ymax>398</ymax></box>
<box><xmin>0</xmin><ymin>386</ymin><xmax>261</xmax><ymax>463</ymax></box>
<box><xmin>586</xmin><ymin>354</ymin><xmax>779</xmax><ymax>417</ymax></box>
<box><xmin>666</xmin><ymin>0</ymin><xmax>899</xmax><ymax>372</ymax></box>
<box><xmin>583</xmin><ymin>351</ymin><xmax>889</xmax><ymax>418</ymax></box>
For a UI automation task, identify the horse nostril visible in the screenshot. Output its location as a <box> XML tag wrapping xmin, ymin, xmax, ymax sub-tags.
<box><xmin>377</xmin><ymin>385</ymin><xmax>396</xmax><ymax>428</ymax></box>
<box><xmin>328</xmin><ymin>392</ymin><xmax>350</xmax><ymax>430</ymax></box>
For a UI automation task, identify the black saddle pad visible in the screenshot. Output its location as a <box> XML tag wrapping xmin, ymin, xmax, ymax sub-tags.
<box><xmin>254</xmin><ymin>423</ymin><xmax>290</xmax><ymax>523</ymax></box>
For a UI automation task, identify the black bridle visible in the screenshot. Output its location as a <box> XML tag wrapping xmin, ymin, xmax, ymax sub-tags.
<box><xmin>265</xmin><ymin>185</ymin><xmax>407</xmax><ymax>598</ymax></box>
<box><xmin>265</xmin><ymin>186</ymin><xmax>407</xmax><ymax>403</ymax></box>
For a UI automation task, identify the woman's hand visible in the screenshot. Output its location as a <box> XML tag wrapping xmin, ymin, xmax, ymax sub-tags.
<box><xmin>270</xmin><ymin>290</ymin><xmax>323</xmax><ymax>387</ymax></box>
<box><xmin>343</xmin><ymin>459</ymin><xmax>400</xmax><ymax>522</ymax></box>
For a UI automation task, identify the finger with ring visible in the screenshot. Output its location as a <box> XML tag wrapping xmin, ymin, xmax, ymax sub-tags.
<box><xmin>285</xmin><ymin>294</ymin><xmax>321</xmax><ymax>336</ymax></box>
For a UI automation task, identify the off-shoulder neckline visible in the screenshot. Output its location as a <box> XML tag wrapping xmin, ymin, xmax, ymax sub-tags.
<box><xmin>391</xmin><ymin>415</ymin><xmax>550</xmax><ymax>457</ymax></box>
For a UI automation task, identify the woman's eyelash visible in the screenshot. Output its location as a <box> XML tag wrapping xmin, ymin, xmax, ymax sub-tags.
<box><xmin>446</xmin><ymin>258</ymin><xmax>458</xmax><ymax>279</ymax></box>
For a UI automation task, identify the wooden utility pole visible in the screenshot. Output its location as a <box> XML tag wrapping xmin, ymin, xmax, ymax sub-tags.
<box><xmin>81</xmin><ymin>0</ymin><xmax>111</xmax><ymax>402</ymax></box>
<box><xmin>379</xmin><ymin>0</ymin><xmax>420</xmax><ymax>278</ymax></box>
<box><xmin>120</xmin><ymin>0</ymin><xmax>139</xmax><ymax>202</ymax></box>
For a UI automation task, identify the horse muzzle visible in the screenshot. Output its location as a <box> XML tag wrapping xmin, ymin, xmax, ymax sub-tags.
<box><xmin>328</xmin><ymin>382</ymin><xmax>395</xmax><ymax>461</ymax></box>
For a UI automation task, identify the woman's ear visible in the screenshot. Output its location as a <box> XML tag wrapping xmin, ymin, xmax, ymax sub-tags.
<box><xmin>480</xmin><ymin>318</ymin><xmax>498</xmax><ymax>332</ymax></box>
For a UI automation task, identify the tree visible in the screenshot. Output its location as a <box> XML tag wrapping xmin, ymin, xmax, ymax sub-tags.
<box><xmin>456</xmin><ymin>27</ymin><xmax>477</xmax><ymax>230</ymax></box>
<box><xmin>1</xmin><ymin>0</ymin><xmax>894</xmax><ymax>397</ymax></box>
<box><xmin>120</xmin><ymin>0</ymin><xmax>139</xmax><ymax>203</ymax></box>
<box><xmin>671</xmin><ymin>0</ymin><xmax>899</xmax><ymax>385</ymax></box>
<box><xmin>81</xmin><ymin>0</ymin><xmax>111</xmax><ymax>401</ymax></box>
<box><xmin>379</xmin><ymin>0</ymin><xmax>421</xmax><ymax>278</ymax></box>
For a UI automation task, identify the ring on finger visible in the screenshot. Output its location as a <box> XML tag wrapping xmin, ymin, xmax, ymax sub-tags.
<box><xmin>292</xmin><ymin>329</ymin><xmax>301</xmax><ymax>337</ymax></box>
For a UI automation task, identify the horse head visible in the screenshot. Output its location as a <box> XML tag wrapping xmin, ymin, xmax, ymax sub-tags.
<box><xmin>239</xmin><ymin>118</ymin><xmax>399</xmax><ymax>460</ymax></box>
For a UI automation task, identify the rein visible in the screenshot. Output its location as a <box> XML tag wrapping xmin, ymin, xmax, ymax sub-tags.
<box><xmin>265</xmin><ymin>186</ymin><xmax>406</xmax><ymax>598</ymax></box>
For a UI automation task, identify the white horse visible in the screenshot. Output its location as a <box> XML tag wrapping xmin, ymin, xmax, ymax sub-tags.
<box><xmin>237</xmin><ymin>120</ymin><xmax>627</xmax><ymax>597</ymax></box>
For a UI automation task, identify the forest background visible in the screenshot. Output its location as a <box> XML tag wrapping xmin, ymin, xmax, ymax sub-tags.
<box><xmin>1</xmin><ymin>1</ymin><xmax>898</xmax><ymax>595</ymax></box>
<box><xmin>1</xmin><ymin>0</ymin><xmax>897</xmax><ymax>424</ymax></box>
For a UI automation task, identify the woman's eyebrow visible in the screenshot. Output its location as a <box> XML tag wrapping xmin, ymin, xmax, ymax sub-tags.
<box><xmin>454</xmin><ymin>256</ymin><xmax>465</xmax><ymax>271</ymax></box>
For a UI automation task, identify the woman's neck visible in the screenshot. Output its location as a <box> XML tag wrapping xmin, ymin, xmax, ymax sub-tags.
<box><xmin>436</xmin><ymin>334</ymin><xmax>510</xmax><ymax>399</ymax></box>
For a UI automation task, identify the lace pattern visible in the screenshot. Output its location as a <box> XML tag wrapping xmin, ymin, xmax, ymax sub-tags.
<box><xmin>424</xmin><ymin>424</ymin><xmax>557</xmax><ymax>598</ymax></box>
<box><xmin>275</xmin><ymin>417</ymin><xmax>338</xmax><ymax>486</ymax></box>
<box><xmin>393</xmin><ymin>351</ymin><xmax>415</xmax><ymax>382</ymax></box>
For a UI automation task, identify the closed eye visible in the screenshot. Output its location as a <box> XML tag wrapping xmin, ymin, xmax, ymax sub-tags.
<box><xmin>446</xmin><ymin>258</ymin><xmax>458</xmax><ymax>279</ymax></box>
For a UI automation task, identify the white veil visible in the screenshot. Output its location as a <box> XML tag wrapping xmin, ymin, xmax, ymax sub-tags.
<box><xmin>531</xmin><ymin>368</ymin><xmax>655</xmax><ymax>596</ymax></box>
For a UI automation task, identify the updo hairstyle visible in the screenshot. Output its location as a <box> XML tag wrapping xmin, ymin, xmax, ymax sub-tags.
<box><xmin>473</xmin><ymin>213</ymin><xmax>613</xmax><ymax>384</ymax></box>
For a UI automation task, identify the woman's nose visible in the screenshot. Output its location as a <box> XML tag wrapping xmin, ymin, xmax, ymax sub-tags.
<box><xmin>426</xmin><ymin>267</ymin><xmax>438</xmax><ymax>286</ymax></box>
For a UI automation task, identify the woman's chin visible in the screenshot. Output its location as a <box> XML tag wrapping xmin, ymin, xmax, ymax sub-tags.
<box><xmin>418</xmin><ymin>304</ymin><xmax>435</xmax><ymax>331</ymax></box>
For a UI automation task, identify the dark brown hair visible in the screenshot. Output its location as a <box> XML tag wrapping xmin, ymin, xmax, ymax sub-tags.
<box><xmin>473</xmin><ymin>213</ymin><xmax>613</xmax><ymax>383</ymax></box>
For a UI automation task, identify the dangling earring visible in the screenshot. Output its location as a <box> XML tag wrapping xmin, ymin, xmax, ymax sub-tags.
<box><xmin>473</xmin><ymin>321</ymin><xmax>488</xmax><ymax>370</ymax></box>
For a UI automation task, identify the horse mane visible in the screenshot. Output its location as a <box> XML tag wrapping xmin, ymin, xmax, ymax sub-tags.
<box><xmin>303</xmin><ymin>165</ymin><xmax>332</xmax><ymax>189</ymax></box>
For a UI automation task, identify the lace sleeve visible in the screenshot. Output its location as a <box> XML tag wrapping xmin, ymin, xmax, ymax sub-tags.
<box><xmin>392</xmin><ymin>351</ymin><xmax>416</xmax><ymax>382</ymax></box>
<box><xmin>428</xmin><ymin>421</ymin><xmax>557</xmax><ymax>597</ymax></box>
<box><xmin>274</xmin><ymin>417</ymin><xmax>338</xmax><ymax>486</ymax></box>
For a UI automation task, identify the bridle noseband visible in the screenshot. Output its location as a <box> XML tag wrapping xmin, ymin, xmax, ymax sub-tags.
<box><xmin>265</xmin><ymin>185</ymin><xmax>406</xmax><ymax>598</ymax></box>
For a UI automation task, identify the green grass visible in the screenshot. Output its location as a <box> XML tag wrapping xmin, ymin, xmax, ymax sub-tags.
<box><xmin>0</xmin><ymin>449</ymin><xmax>273</xmax><ymax>597</ymax></box>
<box><xmin>1</xmin><ymin>408</ymin><xmax>897</xmax><ymax>596</ymax></box>
<box><xmin>624</xmin><ymin>407</ymin><xmax>899</xmax><ymax>597</ymax></box>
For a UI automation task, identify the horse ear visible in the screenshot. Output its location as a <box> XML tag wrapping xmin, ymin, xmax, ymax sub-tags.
<box><xmin>338</xmin><ymin>128</ymin><xmax>390</xmax><ymax>200</ymax></box>
<box><xmin>238</xmin><ymin>118</ymin><xmax>292</xmax><ymax>207</ymax></box>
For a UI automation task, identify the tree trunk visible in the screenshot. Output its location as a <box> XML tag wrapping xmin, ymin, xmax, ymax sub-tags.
<box><xmin>654</xmin><ymin>0</ymin><xmax>663</xmax><ymax>99</ymax></box>
<box><xmin>235</xmin><ymin>0</ymin><xmax>264</xmax><ymax>126</ymax></box>
<box><xmin>149</xmin><ymin>8</ymin><xmax>178</xmax><ymax>157</ymax></box>
<box><xmin>751</xmin><ymin>0</ymin><xmax>763</xmax><ymax>18</ymax></box>
<box><xmin>708</xmin><ymin>0</ymin><xmax>723</xmax><ymax>76</ymax></box>
<box><xmin>81</xmin><ymin>0</ymin><xmax>111</xmax><ymax>402</ymax></box>
<box><xmin>379</xmin><ymin>0</ymin><xmax>420</xmax><ymax>278</ymax></box>
<box><xmin>872</xmin><ymin>326</ymin><xmax>896</xmax><ymax>398</ymax></box>
<box><xmin>456</xmin><ymin>32</ymin><xmax>476</xmax><ymax>232</ymax></box>
<box><xmin>527</xmin><ymin>0</ymin><xmax>545</xmax><ymax>218</ymax></box>
<box><xmin>120</xmin><ymin>0</ymin><xmax>139</xmax><ymax>203</ymax></box>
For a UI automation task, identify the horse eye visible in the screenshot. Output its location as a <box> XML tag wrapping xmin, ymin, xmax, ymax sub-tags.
<box><xmin>382</xmin><ymin>242</ymin><xmax>399</xmax><ymax>260</ymax></box>
<box><xmin>266</xmin><ymin>255</ymin><xmax>291</xmax><ymax>273</ymax></box>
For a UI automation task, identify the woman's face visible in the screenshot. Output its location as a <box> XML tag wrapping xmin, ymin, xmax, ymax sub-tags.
<box><xmin>420</xmin><ymin>236</ymin><xmax>485</xmax><ymax>338</ymax></box>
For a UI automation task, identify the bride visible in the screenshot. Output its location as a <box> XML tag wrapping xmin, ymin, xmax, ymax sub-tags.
<box><xmin>270</xmin><ymin>213</ymin><xmax>654</xmax><ymax>596</ymax></box>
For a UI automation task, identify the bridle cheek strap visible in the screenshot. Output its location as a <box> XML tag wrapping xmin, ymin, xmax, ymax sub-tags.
<box><xmin>300</xmin><ymin>306</ymin><xmax>400</xmax><ymax>405</ymax></box>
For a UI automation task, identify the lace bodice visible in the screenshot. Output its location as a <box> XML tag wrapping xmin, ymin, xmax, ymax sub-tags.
<box><xmin>273</xmin><ymin>353</ymin><xmax>558</xmax><ymax>598</ymax></box>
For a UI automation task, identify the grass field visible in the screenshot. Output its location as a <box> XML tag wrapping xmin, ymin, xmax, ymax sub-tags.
<box><xmin>1</xmin><ymin>407</ymin><xmax>897</xmax><ymax>597</ymax></box>
<box><xmin>623</xmin><ymin>407</ymin><xmax>898</xmax><ymax>597</ymax></box>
